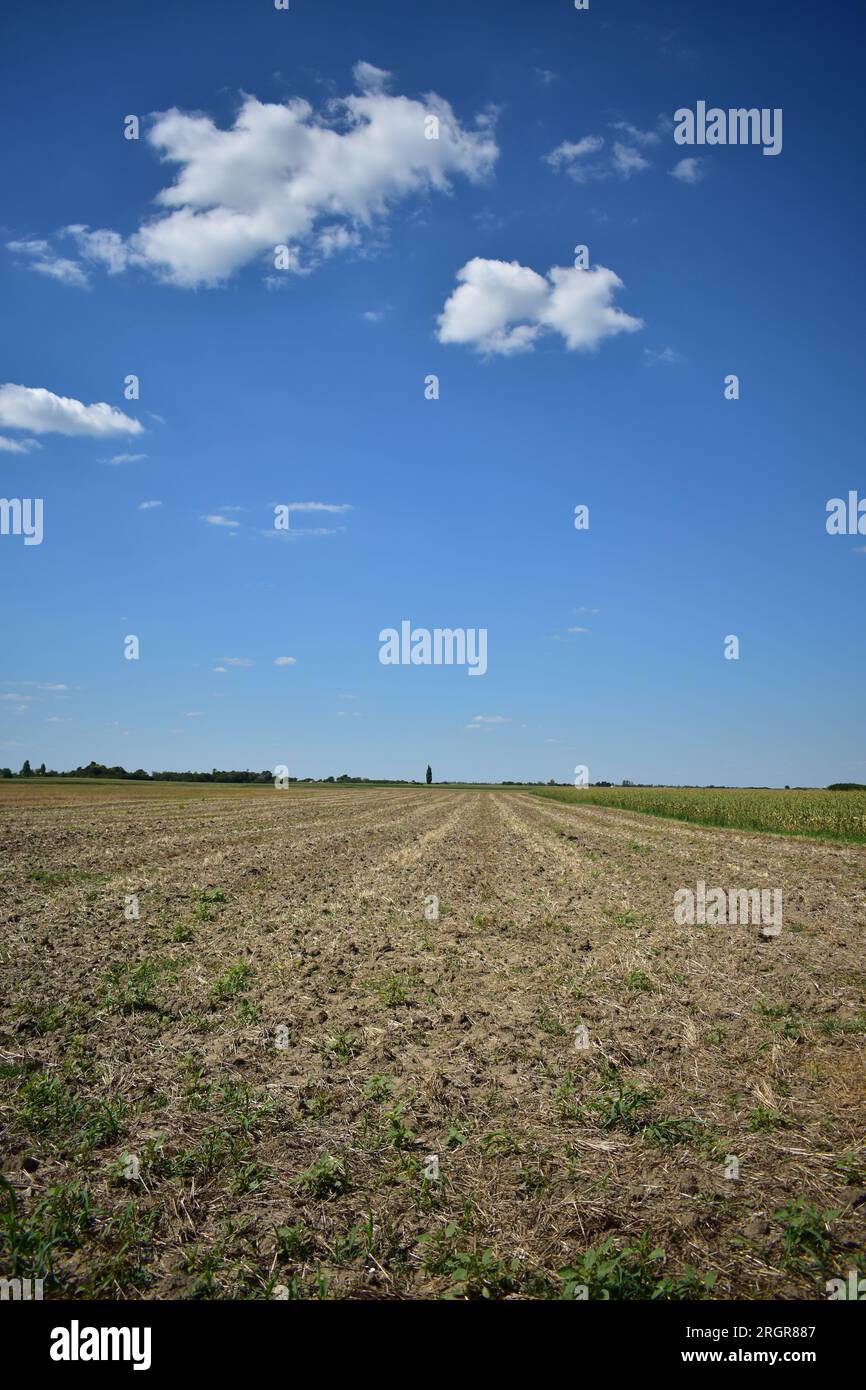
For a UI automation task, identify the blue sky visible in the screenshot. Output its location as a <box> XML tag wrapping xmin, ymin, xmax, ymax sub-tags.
<box><xmin>1</xmin><ymin>0</ymin><xmax>864</xmax><ymax>785</ymax></box>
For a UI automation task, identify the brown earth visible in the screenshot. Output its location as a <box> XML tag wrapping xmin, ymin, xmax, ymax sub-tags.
<box><xmin>1</xmin><ymin>783</ymin><xmax>864</xmax><ymax>1299</ymax></box>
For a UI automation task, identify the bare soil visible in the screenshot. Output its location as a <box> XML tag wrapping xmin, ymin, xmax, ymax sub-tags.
<box><xmin>1</xmin><ymin>783</ymin><xmax>864</xmax><ymax>1299</ymax></box>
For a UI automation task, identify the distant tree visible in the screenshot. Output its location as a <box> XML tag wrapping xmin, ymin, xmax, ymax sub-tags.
<box><xmin>38</xmin><ymin>763</ymin><xmax>46</xmax><ymax>776</ymax></box>
<box><xmin>426</xmin><ymin>765</ymin><xmax>432</xmax><ymax>785</ymax></box>
<box><xmin>20</xmin><ymin>759</ymin><xmax>32</xmax><ymax>777</ymax></box>
<box><xmin>0</xmin><ymin>768</ymin><xmax>11</xmax><ymax>778</ymax></box>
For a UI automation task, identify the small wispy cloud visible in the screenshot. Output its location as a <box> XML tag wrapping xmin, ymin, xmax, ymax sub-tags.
<box><xmin>221</xmin><ymin>657</ymin><xmax>253</xmax><ymax>667</ymax></box>
<box><xmin>610</xmin><ymin>119</ymin><xmax>664</xmax><ymax>147</ymax></box>
<box><xmin>101</xmin><ymin>453</ymin><xmax>147</xmax><ymax>465</ymax></box>
<box><xmin>283</xmin><ymin>502</ymin><xmax>352</xmax><ymax>514</ymax></box>
<box><xmin>0</xmin><ymin>434</ymin><xmax>42</xmax><ymax>454</ymax></box>
<box><xmin>643</xmin><ymin>346</ymin><xmax>681</xmax><ymax>366</ymax></box>
<box><xmin>263</xmin><ymin>526</ymin><xmax>346</xmax><ymax>540</ymax></box>
<box><xmin>138</xmin><ymin>499</ymin><xmax>161</xmax><ymax>510</ymax></box>
<box><xmin>274</xmin><ymin>656</ymin><xmax>297</xmax><ymax>666</ymax></box>
<box><xmin>202</xmin><ymin>514</ymin><xmax>240</xmax><ymax>527</ymax></box>
<box><xmin>545</xmin><ymin>119</ymin><xmax>665</xmax><ymax>183</ymax></box>
<box><xmin>5</xmin><ymin>681</ymin><xmax>68</xmax><ymax>691</ymax></box>
<box><xmin>7</xmin><ymin>238</ymin><xmax>89</xmax><ymax>287</ymax></box>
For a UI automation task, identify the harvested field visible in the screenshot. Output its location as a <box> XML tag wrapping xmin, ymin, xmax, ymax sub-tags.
<box><xmin>1</xmin><ymin>782</ymin><xmax>864</xmax><ymax>1300</ymax></box>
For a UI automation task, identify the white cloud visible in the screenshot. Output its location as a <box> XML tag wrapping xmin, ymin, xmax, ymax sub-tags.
<box><xmin>352</xmin><ymin>61</ymin><xmax>392</xmax><ymax>94</ymax></box>
<box><xmin>437</xmin><ymin>257</ymin><xmax>643</xmax><ymax>356</ymax></box>
<box><xmin>201</xmin><ymin>514</ymin><xmax>240</xmax><ymax>527</ymax></box>
<box><xmin>0</xmin><ymin>434</ymin><xmax>41</xmax><ymax>454</ymax></box>
<box><xmin>643</xmin><ymin>346</ymin><xmax>681</xmax><ymax>366</ymax></box>
<box><xmin>64</xmin><ymin>226</ymin><xmax>133</xmax><ymax>273</ymax></box>
<box><xmin>102</xmin><ymin>453</ymin><xmax>148</xmax><ymax>464</ymax></box>
<box><xmin>0</xmin><ymin>385</ymin><xmax>142</xmax><ymax>439</ymax></box>
<box><xmin>7</xmin><ymin>238</ymin><xmax>89</xmax><ymax>287</ymax></box>
<box><xmin>4</xmin><ymin>681</ymin><xmax>68</xmax><ymax>691</ymax></box>
<box><xmin>545</xmin><ymin>121</ymin><xmax>664</xmax><ymax>182</ymax></box>
<box><xmin>138</xmin><ymin>499</ymin><xmax>161</xmax><ymax>509</ymax></box>
<box><xmin>609</xmin><ymin>120</ymin><xmax>663</xmax><ymax>147</ymax></box>
<box><xmin>274</xmin><ymin>656</ymin><xmax>297</xmax><ymax>665</ymax></box>
<box><xmin>468</xmin><ymin>714</ymin><xmax>511</xmax><ymax>725</ymax></box>
<box><xmin>263</xmin><ymin>526</ymin><xmax>345</xmax><ymax>539</ymax></box>
<box><xmin>670</xmin><ymin>157</ymin><xmax>705</xmax><ymax>184</ymax></box>
<box><xmin>543</xmin><ymin>136</ymin><xmax>605</xmax><ymax>175</ymax></box>
<box><xmin>611</xmin><ymin>142</ymin><xmax>651</xmax><ymax>178</ymax></box>
<box><xmin>56</xmin><ymin>73</ymin><xmax>497</xmax><ymax>289</ymax></box>
<box><xmin>567</xmin><ymin>626</ymin><xmax>590</xmax><ymax>633</ymax></box>
<box><xmin>284</xmin><ymin>501</ymin><xmax>352</xmax><ymax>513</ymax></box>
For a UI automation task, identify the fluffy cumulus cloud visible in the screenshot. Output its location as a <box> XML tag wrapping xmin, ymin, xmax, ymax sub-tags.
<box><xmin>0</xmin><ymin>384</ymin><xmax>143</xmax><ymax>438</ymax></box>
<box><xmin>52</xmin><ymin>68</ymin><xmax>497</xmax><ymax>289</ymax></box>
<box><xmin>436</xmin><ymin>258</ymin><xmax>643</xmax><ymax>356</ymax></box>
